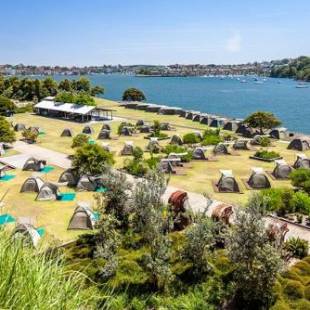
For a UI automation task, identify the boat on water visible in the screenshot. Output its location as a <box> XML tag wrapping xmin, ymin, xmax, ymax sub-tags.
<box><xmin>296</xmin><ymin>83</ymin><xmax>309</xmax><ymax>88</ymax></box>
<box><xmin>240</xmin><ymin>79</ymin><xmax>247</xmax><ymax>83</ymax></box>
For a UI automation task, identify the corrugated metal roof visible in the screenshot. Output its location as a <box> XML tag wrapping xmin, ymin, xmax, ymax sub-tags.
<box><xmin>35</xmin><ymin>100</ymin><xmax>95</xmax><ymax>115</ymax></box>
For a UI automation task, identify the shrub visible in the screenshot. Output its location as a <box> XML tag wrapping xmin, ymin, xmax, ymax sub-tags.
<box><xmin>132</xmin><ymin>146</ymin><xmax>144</xmax><ymax>160</ymax></box>
<box><xmin>22</xmin><ymin>128</ymin><xmax>38</xmax><ymax>143</ymax></box>
<box><xmin>124</xmin><ymin>159</ymin><xmax>148</xmax><ymax>177</ymax></box>
<box><xmin>148</xmin><ymin>131</ymin><xmax>168</xmax><ymax>139</ymax></box>
<box><xmin>201</xmin><ymin>135</ymin><xmax>222</xmax><ymax>146</ymax></box>
<box><xmin>122</xmin><ymin>88</ymin><xmax>146</xmax><ymax>101</ymax></box>
<box><xmin>283</xmin><ymin>280</ymin><xmax>304</xmax><ymax>300</ymax></box>
<box><xmin>162</xmin><ymin>144</ymin><xmax>192</xmax><ymax>162</ymax></box>
<box><xmin>289</xmin><ymin>192</ymin><xmax>310</xmax><ymax>215</ymax></box>
<box><xmin>254</xmin><ymin>149</ymin><xmax>280</xmax><ymax>160</ymax></box>
<box><xmin>55</xmin><ymin>91</ymin><xmax>95</xmax><ymax>106</ymax></box>
<box><xmin>0</xmin><ymin>116</ymin><xmax>15</xmax><ymax>143</ymax></box>
<box><xmin>182</xmin><ymin>133</ymin><xmax>201</xmax><ymax>144</ymax></box>
<box><xmin>0</xmin><ymin>95</ymin><xmax>15</xmax><ymax>115</ymax></box>
<box><xmin>15</xmin><ymin>103</ymin><xmax>34</xmax><ymax>113</ymax></box>
<box><xmin>290</xmin><ymin>169</ymin><xmax>310</xmax><ymax>194</ymax></box>
<box><xmin>260</xmin><ymin>136</ymin><xmax>271</xmax><ymax>147</ymax></box>
<box><xmin>305</xmin><ymin>286</ymin><xmax>310</xmax><ymax>300</ymax></box>
<box><xmin>72</xmin><ymin>133</ymin><xmax>89</xmax><ymax>148</ymax></box>
<box><xmin>285</xmin><ymin>238</ymin><xmax>309</xmax><ymax>259</ymax></box>
<box><xmin>145</xmin><ymin>156</ymin><xmax>161</xmax><ymax>170</ymax></box>
<box><xmin>270</xmin><ymin>300</ymin><xmax>291</xmax><ymax>310</ymax></box>
<box><xmin>117</xmin><ymin>122</ymin><xmax>135</xmax><ymax>135</ymax></box>
<box><xmin>291</xmin><ymin>299</ymin><xmax>310</xmax><ymax>310</ymax></box>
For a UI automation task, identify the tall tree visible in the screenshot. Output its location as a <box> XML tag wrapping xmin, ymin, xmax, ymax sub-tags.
<box><xmin>244</xmin><ymin>111</ymin><xmax>281</xmax><ymax>134</ymax></box>
<box><xmin>0</xmin><ymin>96</ymin><xmax>15</xmax><ymax>116</ymax></box>
<box><xmin>122</xmin><ymin>88</ymin><xmax>146</xmax><ymax>101</ymax></box>
<box><xmin>226</xmin><ymin>194</ymin><xmax>283</xmax><ymax>309</ymax></box>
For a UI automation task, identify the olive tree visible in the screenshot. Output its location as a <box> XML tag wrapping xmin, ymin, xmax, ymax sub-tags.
<box><xmin>244</xmin><ymin>111</ymin><xmax>281</xmax><ymax>134</ymax></box>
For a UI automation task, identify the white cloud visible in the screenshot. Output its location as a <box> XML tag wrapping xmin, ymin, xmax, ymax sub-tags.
<box><xmin>226</xmin><ymin>32</ymin><xmax>242</xmax><ymax>52</ymax></box>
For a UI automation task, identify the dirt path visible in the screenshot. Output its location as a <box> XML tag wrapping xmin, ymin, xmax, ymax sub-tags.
<box><xmin>11</xmin><ymin>141</ymin><xmax>310</xmax><ymax>244</ymax></box>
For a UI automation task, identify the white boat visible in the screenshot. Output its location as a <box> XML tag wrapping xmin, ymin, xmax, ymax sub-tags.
<box><xmin>296</xmin><ymin>83</ymin><xmax>309</xmax><ymax>88</ymax></box>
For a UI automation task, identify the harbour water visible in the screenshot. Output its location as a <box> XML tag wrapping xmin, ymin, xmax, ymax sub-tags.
<box><xmin>54</xmin><ymin>75</ymin><xmax>310</xmax><ymax>134</ymax></box>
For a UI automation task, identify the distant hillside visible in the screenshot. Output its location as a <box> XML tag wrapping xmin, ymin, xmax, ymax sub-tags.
<box><xmin>270</xmin><ymin>56</ymin><xmax>310</xmax><ymax>81</ymax></box>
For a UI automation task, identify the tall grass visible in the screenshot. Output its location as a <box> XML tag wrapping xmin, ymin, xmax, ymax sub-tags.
<box><xmin>0</xmin><ymin>230</ymin><xmax>96</xmax><ymax>309</ymax></box>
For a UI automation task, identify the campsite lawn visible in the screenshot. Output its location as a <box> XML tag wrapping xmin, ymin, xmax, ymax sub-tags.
<box><xmin>0</xmin><ymin>165</ymin><xmax>98</xmax><ymax>243</ymax></box>
<box><xmin>4</xmin><ymin>98</ymin><xmax>310</xmax><ymax>241</ymax></box>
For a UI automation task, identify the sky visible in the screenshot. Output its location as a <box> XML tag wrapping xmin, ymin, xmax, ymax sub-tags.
<box><xmin>1</xmin><ymin>0</ymin><xmax>310</xmax><ymax>66</ymax></box>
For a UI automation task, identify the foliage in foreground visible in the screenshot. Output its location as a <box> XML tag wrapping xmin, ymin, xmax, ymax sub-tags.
<box><xmin>0</xmin><ymin>231</ymin><xmax>96</xmax><ymax>309</ymax></box>
<box><xmin>0</xmin><ymin>116</ymin><xmax>15</xmax><ymax>143</ymax></box>
<box><xmin>290</xmin><ymin>168</ymin><xmax>310</xmax><ymax>194</ymax></box>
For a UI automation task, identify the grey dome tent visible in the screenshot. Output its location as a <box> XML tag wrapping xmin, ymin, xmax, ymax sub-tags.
<box><xmin>293</xmin><ymin>153</ymin><xmax>310</xmax><ymax>169</ymax></box>
<box><xmin>233</xmin><ymin>139</ymin><xmax>249</xmax><ymax>150</ymax></box>
<box><xmin>12</xmin><ymin>223</ymin><xmax>41</xmax><ymax>248</ymax></box>
<box><xmin>97</xmin><ymin>129</ymin><xmax>111</xmax><ymax>140</ymax></box>
<box><xmin>179</xmin><ymin>110</ymin><xmax>187</xmax><ymax>117</ymax></box>
<box><xmin>170</xmin><ymin>134</ymin><xmax>183</xmax><ymax>145</ymax></box>
<box><xmin>185</xmin><ymin>112</ymin><xmax>194</xmax><ymax>119</ymax></box>
<box><xmin>76</xmin><ymin>175</ymin><xmax>97</xmax><ymax>191</ymax></box>
<box><xmin>159</xmin><ymin>159</ymin><xmax>176</xmax><ymax>174</ymax></box>
<box><xmin>200</xmin><ymin>116</ymin><xmax>210</xmax><ymax>125</ymax></box>
<box><xmin>250</xmin><ymin>135</ymin><xmax>263</xmax><ymax>145</ymax></box>
<box><xmin>213</xmin><ymin>143</ymin><xmax>229</xmax><ymax>155</ymax></box>
<box><xmin>82</xmin><ymin>125</ymin><xmax>94</xmax><ymax>135</ymax></box>
<box><xmin>192</xmin><ymin>114</ymin><xmax>201</xmax><ymax>122</ymax></box>
<box><xmin>136</xmin><ymin>119</ymin><xmax>145</xmax><ymax>126</ymax></box>
<box><xmin>193</xmin><ymin>147</ymin><xmax>207</xmax><ymax>160</ymax></box>
<box><xmin>146</xmin><ymin>138</ymin><xmax>161</xmax><ymax>153</ymax></box>
<box><xmin>210</xmin><ymin>118</ymin><xmax>226</xmax><ymax>128</ymax></box>
<box><xmin>223</xmin><ymin>121</ymin><xmax>239</xmax><ymax>131</ymax></box>
<box><xmin>272</xmin><ymin>160</ymin><xmax>293</xmax><ymax>179</ymax></box>
<box><xmin>101</xmin><ymin>123</ymin><xmax>111</xmax><ymax>131</ymax></box>
<box><xmin>236</xmin><ymin>124</ymin><xmax>257</xmax><ymax>138</ymax></box>
<box><xmin>139</xmin><ymin>125</ymin><xmax>151</xmax><ymax>133</ymax></box>
<box><xmin>247</xmin><ymin>167</ymin><xmax>271</xmax><ymax>189</ymax></box>
<box><xmin>121</xmin><ymin>141</ymin><xmax>134</xmax><ymax>155</ymax></box>
<box><xmin>14</xmin><ymin>123</ymin><xmax>26</xmax><ymax>132</ymax></box>
<box><xmin>146</xmin><ymin>105</ymin><xmax>161</xmax><ymax>112</ymax></box>
<box><xmin>288</xmin><ymin>137</ymin><xmax>310</xmax><ymax>151</ymax></box>
<box><xmin>136</xmin><ymin>103</ymin><xmax>149</xmax><ymax>110</ymax></box>
<box><xmin>36</xmin><ymin>182</ymin><xmax>59</xmax><ymax>201</ymax></box>
<box><xmin>216</xmin><ymin>170</ymin><xmax>240</xmax><ymax>193</ymax></box>
<box><xmin>193</xmin><ymin>131</ymin><xmax>203</xmax><ymax>140</ymax></box>
<box><xmin>22</xmin><ymin>157</ymin><xmax>46</xmax><ymax>171</ymax></box>
<box><xmin>20</xmin><ymin>176</ymin><xmax>44</xmax><ymax>193</ymax></box>
<box><xmin>120</xmin><ymin>126</ymin><xmax>133</xmax><ymax>136</ymax></box>
<box><xmin>58</xmin><ymin>168</ymin><xmax>80</xmax><ymax>187</ymax></box>
<box><xmin>270</xmin><ymin>128</ymin><xmax>288</xmax><ymax>140</ymax></box>
<box><xmin>159</xmin><ymin>122</ymin><xmax>171</xmax><ymax>131</ymax></box>
<box><xmin>61</xmin><ymin>128</ymin><xmax>73</xmax><ymax>137</ymax></box>
<box><xmin>68</xmin><ymin>202</ymin><xmax>97</xmax><ymax>230</ymax></box>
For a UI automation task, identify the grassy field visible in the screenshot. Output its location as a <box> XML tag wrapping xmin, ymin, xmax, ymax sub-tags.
<box><xmin>2</xmin><ymin>97</ymin><xmax>309</xmax><ymax>241</ymax></box>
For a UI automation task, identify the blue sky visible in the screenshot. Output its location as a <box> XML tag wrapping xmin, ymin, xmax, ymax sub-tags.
<box><xmin>1</xmin><ymin>0</ymin><xmax>309</xmax><ymax>65</ymax></box>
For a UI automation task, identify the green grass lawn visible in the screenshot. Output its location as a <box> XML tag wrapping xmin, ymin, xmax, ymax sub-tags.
<box><xmin>5</xmin><ymin>98</ymin><xmax>310</xmax><ymax>241</ymax></box>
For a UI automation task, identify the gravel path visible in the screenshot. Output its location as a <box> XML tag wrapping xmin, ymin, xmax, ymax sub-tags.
<box><xmin>11</xmin><ymin>141</ymin><xmax>310</xmax><ymax>244</ymax></box>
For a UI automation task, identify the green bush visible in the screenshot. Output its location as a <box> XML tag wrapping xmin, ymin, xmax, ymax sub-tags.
<box><xmin>124</xmin><ymin>159</ymin><xmax>148</xmax><ymax>177</ymax></box>
<box><xmin>162</xmin><ymin>144</ymin><xmax>192</xmax><ymax>162</ymax></box>
<box><xmin>291</xmin><ymin>299</ymin><xmax>310</xmax><ymax>310</ymax></box>
<box><xmin>201</xmin><ymin>135</ymin><xmax>222</xmax><ymax>146</ymax></box>
<box><xmin>55</xmin><ymin>91</ymin><xmax>95</xmax><ymax>106</ymax></box>
<box><xmin>15</xmin><ymin>103</ymin><xmax>34</xmax><ymax>113</ymax></box>
<box><xmin>0</xmin><ymin>95</ymin><xmax>15</xmax><ymax>115</ymax></box>
<box><xmin>270</xmin><ymin>300</ymin><xmax>291</xmax><ymax>310</ymax></box>
<box><xmin>182</xmin><ymin>133</ymin><xmax>201</xmax><ymax>144</ymax></box>
<box><xmin>0</xmin><ymin>116</ymin><xmax>15</xmax><ymax>143</ymax></box>
<box><xmin>289</xmin><ymin>192</ymin><xmax>310</xmax><ymax>215</ymax></box>
<box><xmin>117</xmin><ymin>122</ymin><xmax>135</xmax><ymax>135</ymax></box>
<box><xmin>72</xmin><ymin>133</ymin><xmax>89</xmax><ymax>148</ymax></box>
<box><xmin>283</xmin><ymin>280</ymin><xmax>304</xmax><ymax>300</ymax></box>
<box><xmin>305</xmin><ymin>286</ymin><xmax>310</xmax><ymax>300</ymax></box>
<box><xmin>254</xmin><ymin>149</ymin><xmax>280</xmax><ymax>160</ymax></box>
<box><xmin>133</xmin><ymin>146</ymin><xmax>144</xmax><ymax>160</ymax></box>
<box><xmin>284</xmin><ymin>238</ymin><xmax>309</xmax><ymax>259</ymax></box>
<box><xmin>260</xmin><ymin>136</ymin><xmax>271</xmax><ymax>147</ymax></box>
<box><xmin>147</xmin><ymin>131</ymin><xmax>168</xmax><ymax>139</ymax></box>
<box><xmin>144</xmin><ymin>156</ymin><xmax>161</xmax><ymax>170</ymax></box>
<box><xmin>290</xmin><ymin>169</ymin><xmax>310</xmax><ymax>194</ymax></box>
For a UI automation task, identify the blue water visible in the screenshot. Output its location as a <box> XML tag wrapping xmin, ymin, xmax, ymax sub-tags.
<box><xmin>51</xmin><ymin>75</ymin><xmax>310</xmax><ymax>134</ymax></box>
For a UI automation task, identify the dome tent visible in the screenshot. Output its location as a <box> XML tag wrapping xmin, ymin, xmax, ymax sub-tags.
<box><xmin>36</xmin><ymin>182</ymin><xmax>59</xmax><ymax>201</ymax></box>
<box><xmin>58</xmin><ymin>168</ymin><xmax>80</xmax><ymax>187</ymax></box>
<box><xmin>236</xmin><ymin>124</ymin><xmax>257</xmax><ymax>138</ymax></box>
<box><xmin>120</xmin><ymin>126</ymin><xmax>133</xmax><ymax>136</ymax></box>
<box><xmin>20</xmin><ymin>176</ymin><xmax>44</xmax><ymax>193</ymax></box>
<box><xmin>193</xmin><ymin>147</ymin><xmax>207</xmax><ymax>160</ymax></box>
<box><xmin>269</xmin><ymin>128</ymin><xmax>288</xmax><ymax>140</ymax></box>
<box><xmin>288</xmin><ymin>137</ymin><xmax>310</xmax><ymax>151</ymax></box>
<box><xmin>223</xmin><ymin>121</ymin><xmax>239</xmax><ymax>131</ymax></box>
<box><xmin>216</xmin><ymin>170</ymin><xmax>240</xmax><ymax>193</ymax></box>
<box><xmin>213</xmin><ymin>143</ymin><xmax>229</xmax><ymax>155</ymax></box>
<box><xmin>82</xmin><ymin>125</ymin><xmax>94</xmax><ymax>135</ymax></box>
<box><xmin>233</xmin><ymin>139</ymin><xmax>249</xmax><ymax>150</ymax></box>
<box><xmin>121</xmin><ymin>141</ymin><xmax>134</xmax><ymax>155</ymax></box>
<box><xmin>170</xmin><ymin>134</ymin><xmax>183</xmax><ymax>145</ymax></box>
<box><xmin>247</xmin><ymin>167</ymin><xmax>271</xmax><ymax>189</ymax></box>
<box><xmin>68</xmin><ymin>202</ymin><xmax>97</xmax><ymax>230</ymax></box>
<box><xmin>60</xmin><ymin>128</ymin><xmax>73</xmax><ymax>137</ymax></box>
<box><xmin>159</xmin><ymin>122</ymin><xmax>171</xmax><ymax>131</ymax></box>
<box><xmin>159</xmin><ymin>159</ymin><xmax>176</xmax><ymax>174</ymax></box>
<box><xmin>209</xmin><ymin>118</ymin><xmax>226</xmax><ymax>128</ymax></box>
<box><xmin>12</xmin><ymin>223</ymin><xmax>41</xmax><ymax>248</ymax></box>
<box><xmin>14</xmin><ymin>123</ymin><xmax>26</xmax><ymax>132</ymax></box>
<box><xmin>136</xmin><ymin>119</ymin><xmax>145</xmax><ymax>126</ymax></box>
<box><xmin>102</xmin><ymin>142</ymin><xmax>111</xmax><ymax>152</ymax></box>
<box><xmin>293</xmin><ymin>153</ymin><xmax>310</xmax><ymax>169</ymax></box>
<box><xmin>101</xmin><ymin>123</ymin><xmax>111</xmax><ymax>131</ymax></box>
<box><xmin>211</xmin><ymin>203</ymin><xmax>233</xmax><ymax>225</ymax></box>
<box><xmin>146</xmin><ymin>137</ymin><xmax>161</xmax><ymax>153</ymax></box>
<box><xmin>139</xmin><ymin>125</ymin><xmax>151</xmax><ymax>133</ymax></box>
<box><xmin>22</xmin><ymin>157</ymin><xmax>46</xmax><ymax>172</ymax></box>
<box><xmin>76</xmin><ymin>175</ymin><xmax>98</xmax><ymax>191</ymax></box>
<box><xmin>97</xmin><ymin>129</ymin><xmax>111</xmax><ymax>140</ymax></box>
<box><xmin>272</xmin><ymin>160</ymin><xmax>293</xmax><ymax>179</ymax></box>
